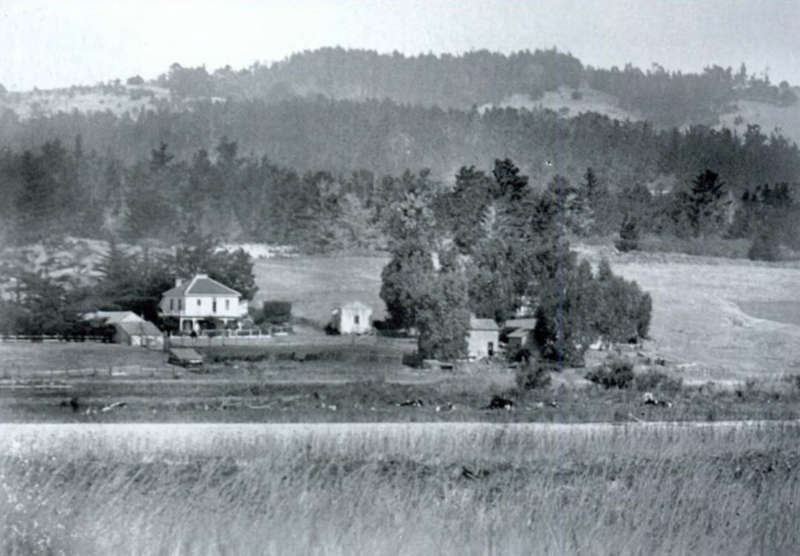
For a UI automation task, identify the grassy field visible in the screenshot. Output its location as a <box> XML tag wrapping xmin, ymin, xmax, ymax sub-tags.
<box><xmin>0</xmin><ymin>343</ymin><xmax>169</xmax><ymax>376</ymax></box>
<box><xmin>2</xmin><ymin>422</ymin><xmax>799</xmax><ymax>555</ymax></box>
<box><xmin>592</xmin><ymin>249</ymin><xmax>800</xmax><ymax>381</ymax></box>
<box><xmin>253</xmin><ymin>256</ymin><xmax>389</xmax><ymax>325</ymax></box>
<box><xmin>254</xmin><ymin>249</ymin><xmax>800</xmax><ymax>381</ymax></box>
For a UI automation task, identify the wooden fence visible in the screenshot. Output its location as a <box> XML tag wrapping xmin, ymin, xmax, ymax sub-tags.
<box><xmin>0</xmin><ymin>335</ymin><xmax>109</xmax><ymax>343</ymax></box>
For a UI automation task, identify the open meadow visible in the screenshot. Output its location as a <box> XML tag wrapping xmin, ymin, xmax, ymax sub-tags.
<box><xmin>254</xmin><ymin>249</ymin><xmax>800</xmax><ymax>382</ymax></box>
<box><xmin>2</xmin><ymin>422</ymin><xmax>800</xmax><ymax>556</ymax></box>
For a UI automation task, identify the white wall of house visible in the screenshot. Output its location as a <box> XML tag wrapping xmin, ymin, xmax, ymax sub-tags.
<box><xmin>160</xmin><ymin>295</ymin><xmax>247</xmax><ymax>318</ymax></box>
<box><xmin>333</xmin><ymin>304</ymin><xmax>373</xmax><ymax>334</ymax></box>
<box><xmin>468</xmin><ymin>329</ymin><xmax>499</xmax><ymax>359</ymax></box>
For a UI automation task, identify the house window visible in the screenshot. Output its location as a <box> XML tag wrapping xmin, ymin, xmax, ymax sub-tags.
<box><xmin>212</xmin><ymin>299</ymin><xmax>217</xmax><ymax>313</ymax></box>
<box><xmin>225</xmin><ymin>299</ymin><xmax>230</xmax><ymax>310</ymax></box>
<box><xmin>197</xmin><ymin>299</ymin><xmax>201</xmax><ymax>307</ymax></box>
<box><xmin>170</xmin><ymin>299</ymin><xmax>174</xmax><ymax>311</ymax></box>
<box><xmin>178</xmin><ymin>299</ymin><xmax>182</xmax><ymax>311</ymax></box>
<box><xmin>354</xmin><ymin>315</ymin><xmax>360</xmax><ymax>325</ymax></box>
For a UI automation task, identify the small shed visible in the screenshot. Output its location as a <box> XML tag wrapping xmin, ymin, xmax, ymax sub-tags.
<box><xmin>503</xmin><ymin>318</ymin><xmax>537</xmax><ymax>350</ymax></box>
<box><xmin>507</xmin><ymin>328</ymin><xmax>534</xmax><ymax>350</ymax></box>
<box><xmin>168</xmin><ymin>348</ymin><xmax>204</xmax><ymax>368</ymax></box>
<box><xmin>331</xmin><ymin>301</ymin><xmax>373</xmax><ymax>334</ymax></box>
<box><xmin>468</xmin><ymin>316</ymin><xmax>500</xmax><ymax>359</ymax></box>
<box><xmin>114</xmin><ymin>320</ymin><xmax>164</xmax><ymax>348</ymax></box>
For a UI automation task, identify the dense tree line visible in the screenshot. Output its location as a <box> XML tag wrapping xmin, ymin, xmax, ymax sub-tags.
<box><xmin>3</xmin><ymin>96</ymin><xmax>798</xmax><ymax>190</ymax></box>
<box><xmin>2</xmin><ymin>120</ymin><xmax>799</xmax><ymax>258</ymax></box>
<box><xmin>154</xmin><ymin>49</ymin><xmax>794</xmax><ymax>127</ymax></box>
<box><xmin>380</xmin><ymin>159</ymin><xmax>652</xmax><ymax>365</ymax></box>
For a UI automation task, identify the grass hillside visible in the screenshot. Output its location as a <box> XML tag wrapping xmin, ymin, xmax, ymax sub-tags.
<box><xmin>0</xmin><ymin>85</ymin><xmax>174</xmax><ymax>119</ymax></box>
<box><xmin>576</xmin><ymin>246</ymin><xmax>800</xmax><ymax>381</ymax></box>
<box><xmin>719</xmin><ymin>98</ymin><xmax>800</xmax><ymax>147</ymax></box>
<box><xmin>253</xmin><ymin>256</ymin><xmax>389</xmax><ymax>326</ymax></box>
<box><xmin>483</xmin><ymin>87</ymin><xmax>641</xmax><ymax>122</ymax></box>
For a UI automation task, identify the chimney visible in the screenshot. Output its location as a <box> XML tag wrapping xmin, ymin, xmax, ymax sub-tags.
<box><xmin>175</xmin><ymin>278</ymin><xmax>183</xmax><ymax>287</ymax></box>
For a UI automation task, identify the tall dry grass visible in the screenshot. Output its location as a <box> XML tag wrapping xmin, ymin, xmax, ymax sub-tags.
<box><xmin>2</xmin><ymin>423</ymin><xmax>799</xmax><ymax>556</ymax></box>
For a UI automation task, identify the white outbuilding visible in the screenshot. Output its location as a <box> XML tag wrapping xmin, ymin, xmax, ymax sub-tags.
<box><xmin>331</xmin><ymin>301</ymin><xmax>373</xmax><ymax>335</ymax></box>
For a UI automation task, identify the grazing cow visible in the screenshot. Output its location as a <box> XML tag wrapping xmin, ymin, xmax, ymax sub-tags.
<box><xmin>484</xmin><ymin>395</ymin><xmax>514</xmax><ymax>411</ymax></box>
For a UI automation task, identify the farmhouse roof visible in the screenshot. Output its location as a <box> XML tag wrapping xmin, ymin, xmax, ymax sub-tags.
<box><xmin>84</xmin><ymin>311</ymin><xmax>143</xmax><ymax>324</ymax></box>
<box><xmin>504</xmin><ymin>318</ymin><xmax>537</xmax><ymax>331</ymax></box>
<box><xmin>508</xmin><ymin>328</ymin><xmax>532</xmax><ymax>338</ymax></box>
<box><xmin>116</xmin><ymin>321</ymin><xmax>162</xmax><ymax>337</ymax></box>
<box><xmin>470</xmin><ymin>316</ymin><xmax>499</xmax><ymax>331</ymax></box>
<box><xmin>341</xmin><ymin>301</ymin><xmax>372</xmax><ymax>311</ymax></box>
<box><xmin>162</xmin><ymin>274</ymin><xmax>241</xmax><ymax>297</ymax></box>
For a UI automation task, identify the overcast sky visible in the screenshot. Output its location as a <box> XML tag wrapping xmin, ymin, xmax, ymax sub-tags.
<box><xmin>1</xmin><ymin>0</ymin><xmax>798</xmax><ymax>91</ymax></box>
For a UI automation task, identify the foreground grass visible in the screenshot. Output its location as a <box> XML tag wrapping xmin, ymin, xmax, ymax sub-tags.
<box><xmin>2</xmin><ymin>423</ymin><xmax>799</xmax><ymax>556</ymax></box>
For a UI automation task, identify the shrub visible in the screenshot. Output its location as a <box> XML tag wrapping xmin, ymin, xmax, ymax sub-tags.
<box><xmin>570</xmin><ymin>89</ymin><xmax>583</xmax><ymax>101</ymax></box>
<box><xmin>586</xmin><ymin>356</ymin><xmax>635</xmax><ymax>389</ymax></box>
<box><xmin>615</xmin><ymin>215</ymin><xmax>640</xmax><ymax>252</ymax></box>
<box><xmin>515</xmin><ymin>360</ymin><xmax>553</xmax><ymax>391</ymax></box>
<box><xmin>402</xmin><ymin>351</ymin><xmax>424</xmax><ymax>368</ymax></box>
<box><xmin>634</xmin><ymin>369</ymin><xmax>683</xmax><ymax>395</ymax></box>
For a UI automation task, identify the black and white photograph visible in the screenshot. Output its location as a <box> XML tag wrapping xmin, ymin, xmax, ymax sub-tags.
<box><xmin>1</xmin><ymin>0</ymin><xmax>800</xmax><ymax>554</ymax></box>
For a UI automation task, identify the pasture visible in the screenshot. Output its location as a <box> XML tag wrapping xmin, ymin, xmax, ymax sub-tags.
<box><xmin>253</xmin><ymin>255</ymin><xmax>388</xmax><ymax>325</ymax></box>
<box><xmin>2</xmin><ymin>422</ymin><xmax>799</xmax><ymax>556</ymax></box>
<box><xmin>254</xmin><ymin>248</ymin><xmax>800</xmax><ymax>381</ymax></box>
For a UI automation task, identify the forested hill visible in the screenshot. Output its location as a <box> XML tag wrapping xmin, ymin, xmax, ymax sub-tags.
<box><xmin>2</xmin><ymin>97</ymin><xmax>799</xmax><ymax>191</ymax></box>
<box><xmin>152</xmin><ymin>48</ymin><xmax>796</xmax><ymax>127</ymax></box>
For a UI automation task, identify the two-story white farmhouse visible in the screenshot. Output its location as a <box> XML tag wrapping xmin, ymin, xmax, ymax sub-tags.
<box><xmin>159</xmin><ymin>274</ymin><xmax>248</xmax><ymax>333</ymax></box>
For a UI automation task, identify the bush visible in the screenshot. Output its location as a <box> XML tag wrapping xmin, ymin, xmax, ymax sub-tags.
<box><xmin>615</xmin><ymin>216</ymin><xmax>640</xmax><ymax>252</ymax></box>
<box><xmin>570</xmin><ymin>89</ymin><xmax>583</xmax><ymax>101</ymax></box>
<box><xmin>615</xmin><ymin>237</ymin><xmax>639</xmax><ymax>252</ymax></box>
<box><xmin>634</xmin><ymin>369</ymin><xmax>683</xmax><ymax>395</ymax></box>
<box><xmin>586</xmin><ymin>357</ymin><xmax>635</xmax><ymax>389</ymax></box>
<box><xmin>402</xmin><ymin>351</ymin><xmax>424</xmax><ymax>368</ymax></box>
<box><xmin>515</xmin><ymin>360</ymin><xmax>553</xmax><ymax>391</ymax></box>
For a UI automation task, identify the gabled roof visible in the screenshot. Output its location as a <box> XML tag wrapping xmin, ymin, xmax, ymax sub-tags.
<box><xmin>116</xmin><ymin>321</ymin><xmax>162</xmax><ymax>337</ymax></box>
<box><xmin>505</xmin><ymin>318</ymin><xmax>537</xmax><ymax>331</ymax></box>
<box><xmin>508</xmin><ymin>328</ymin><xmax>533</xmax><ymax>338</ymax></box>
<box><xmin>470</xmin><ymin>316</ymin><xmax>499</xmax><ymax>331</ymax></box>
<box><xmin>340</xmin><ymin>301</ymin><xmax>372</xmax><ymax>311</ymax></box>
<box><xmin>84</xmin><ymin>311</ymin><xmax>143</xmax><ymax>325</ymax></box>
<box><xmin>162</xmin><ymin>274</ymin><xmax>241</xmax><ymax>297</ymax></box>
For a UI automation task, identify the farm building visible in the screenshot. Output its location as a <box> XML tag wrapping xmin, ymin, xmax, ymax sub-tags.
<box><xmin>114</xmin><ymin>320</ymin><xmax>164</xmax><ymax>348</ymax></box>
<box><xmin>84</xmin><ymin>311</ymin><xmax>143</xmax><ymax>325</ymax></box>
<box><xmin>468</xmin><ymin>316</ymin><xmax>500</xmax><ymax>359</ymax></box>
<box><xmin>331</xmin><ymin>301</ymin><xmax>373</xmax><ymax>334</ymax></box>
<box><xmin>84</xmin><ymin>311</ymin><xmax>162</xmax><ymax>347</ymax></box>
<box><xmin>159</xmin><ymin>274</ymin><xmax>249</xmax><ymax>334</ymax></box>
<box><xmin>503</xmin><ymin>318</ymin><xmax>537</xmax><ymax>350</ymax></box>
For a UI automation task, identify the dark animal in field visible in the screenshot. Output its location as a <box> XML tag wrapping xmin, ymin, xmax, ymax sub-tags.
<box><xmin>59</xmin><ymin>397</ymin><xmax>80</xmax><ymax>412</ymax></box>
<box><xmin>484</xmin><ymin>395</ymin><xmax>514</xmax><ymax>411</ymax></box>
<box><xmin>456</xmin><ymin>466</ymin><xmax>490</xmax><ymax>481</ymax></box>
<box><xmin>398</xmin><ymin>399</ymin><xmax>424</xmax><ymax>407</ymax></box>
